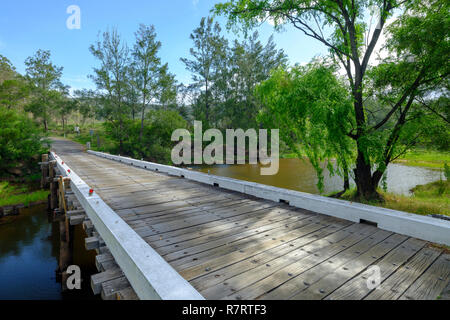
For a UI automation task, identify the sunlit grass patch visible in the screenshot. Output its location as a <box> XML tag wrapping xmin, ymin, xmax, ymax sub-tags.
<box><xmin>337</xmin><ymin>180</ymin><xmax>449</xmax><ymax>217</ymax></box>
<box><xmin>393</xmin><ymin>149</ymin><xmax>450</xmax><ymax>169</ymax></box>
<box><xmin>0</xmin><ymin>181</ymin><xmax>49</xmax><ymax>207</ymax></box>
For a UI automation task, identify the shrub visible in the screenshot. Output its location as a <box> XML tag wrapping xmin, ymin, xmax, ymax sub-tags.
<box><xmin>0</xmin><ymin>107</ymin><xmax>48</xmax><ymax>178</ymax></box>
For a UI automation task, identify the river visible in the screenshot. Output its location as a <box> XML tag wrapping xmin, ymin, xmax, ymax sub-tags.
<box><xmin>195</xmin><ymin>159</ymin><xmax>443</xmax><ymax>195</ymax></box>
<box><xmin>0</xmin><ymin>204</ymin><xmax>99</xmax><ymax>300</ymax></box>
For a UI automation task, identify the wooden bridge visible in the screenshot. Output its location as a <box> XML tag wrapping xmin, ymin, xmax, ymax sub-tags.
<box><xmin>48</xmin><ymin>138</ymin><xmax>450</xmax><ymax>300</ymax></box>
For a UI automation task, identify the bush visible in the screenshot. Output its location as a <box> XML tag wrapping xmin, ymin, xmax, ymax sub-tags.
<box><xmin>0</xmin><ymin>107</ymin><xmax>48</xmax><ymax>178</ymax></box>
<box><xmin>103</xmin><ymin>109</ymin><xmax>189</xmax><ymax>164</ymax></box>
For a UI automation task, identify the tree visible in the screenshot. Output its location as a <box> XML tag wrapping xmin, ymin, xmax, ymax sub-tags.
<box><xmin>0</xmin><ymin>107</ymin><xmax>48</xmax><ymax>177</ymax></box>
<box><xmin>0</xmin><ymin>78</ymin><xmax>30</xmax><ymax>110</ymax></box>
<box><xmin>89</xmin><ymin>29</ymin><xmax>131</xmax><ymax>153</ymax></box>
<box><xmin>215</xmin><ymin>0</ymin><xmax>450</xmax><ymax>200</ymax></box>
<box><xmin>73</xmin><ymin>89</ymin><xmax>99</xmax><ymax>125</ymax></box>
<box><xmin>224</xmin><ymin>32</ymin><xmax>287</xmax><ymax>129</ymax></box>
<box><xmin>257</xmin><ymin>62</ymin><xmax>354</xmax><ymax>193</ymax></box>
<box><xmin>24</xmin><ymin>49</ymin><xmax>63</xmax><ymax>131</ymax></box>
<box><xmin>181</xmin><ymin>17</ymin><xmax>229</xmax><ymax>128</ymax></box>
<box><xmin>52</xmin><ymin>88</ymin><xmax>76</xmax><ymax>137</ymax></box>
<box><xmin>0</xmin><ymin>55</ymin><xmax>16</xmax><ymax>84</ymax></box>
<box><xmin>131</xmin><ymin>24</ymin><xmax>164</xmax><ymax>142</ymax></box>
<box><xmin>157</xmin><ymin>63</ymin><xmax>178</xmax><ymax>109</ymax></box>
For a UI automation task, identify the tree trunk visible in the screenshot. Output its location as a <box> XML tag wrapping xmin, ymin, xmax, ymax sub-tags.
<box><xmin>343</xmin><ymin>160</ymin><xmax>350</xmax><ymax>191</ymax></box>
<box><xmin>354</xmin><ymin>147</ymin><xmax>379</xmax><ymax>200</ymax></box>
<box><xmin>119</xmin><ymin>117</ymin><xmax>124</xmax><ymax>154</ymax></box>
<box><xmin>352</xmin><ymin>77</ymin><xmax>379</xmax><ymax>201</ymax></box>
<box><xmin>139</xmin><ymin>97</ymin><xmax>146</xmax><ymax>144</ymax></box>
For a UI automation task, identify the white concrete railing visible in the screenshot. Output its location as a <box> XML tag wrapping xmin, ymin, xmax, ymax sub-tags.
<box><xmin>88</xmin><ymin>150</ymin><xmax>450</xmax><ymax>246</ymax></box>
<box><xmin>50</xmin><ymin>152</ymin><xmax>204</xmax><ymax>300</ymax></box>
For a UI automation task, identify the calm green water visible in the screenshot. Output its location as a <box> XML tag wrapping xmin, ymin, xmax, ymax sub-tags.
<box><xmin>195</xmin><ymin>158</ymin><xmax>443</xmax><ymax>195</ymax></box>
<box><xmin>0</xmin><ymin>204</ymin><xmax>98</xmax><ymax>300</ymax></box>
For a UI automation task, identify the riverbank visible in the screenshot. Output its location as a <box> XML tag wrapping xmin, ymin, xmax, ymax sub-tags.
<box><xmin>338</xmin><ymin>180</ymin><xmax>450</xmax><ymax>217</ymax></box>
<box><xmin>0</xmin><ymin>181</ymin><xmax>49</xmax><ymax>209</ymax></box>
<box><xmin>392</xmin><ymin>149</ymin><xmax>450</xmax><ymax>169</ymax></box>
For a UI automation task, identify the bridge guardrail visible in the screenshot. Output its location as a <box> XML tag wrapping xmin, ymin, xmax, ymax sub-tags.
<box><xmin>50</xmin><ymin>151</ymin><xmax>205</xmax><ymax>300</ymax></box>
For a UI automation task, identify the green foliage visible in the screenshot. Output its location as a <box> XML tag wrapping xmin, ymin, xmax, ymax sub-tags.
<box><xmin>24</xmin><ymin>49</ymin><xmax>64</xmax><ymax>131</ymax></box>
<box><xmin>0</xmin><ymin>181</ymin><xmax>49</xmax><ymax>207</ymax></box>
<box><xmin>444</xmin><ymin>163</ymin><xmax>450</xmax><ymax>181</ymax></box>
<box><xmin>102</xmin><ymin>109</ymin><xmax>188</xmax><ymax>164</ymax></box>
<box><xmin>0</xmin><ymin>78</ymin><xmax>29</xmax><ymax>110</ymax></box>
<box><xmin>256</xmin><ymin>62</ymin><xmax>354</xmax><ymax>191</ymax></box>
<box><xmin>0</xmin><ymin>107</ymin><xmax>48</xmax><ymax>177</ymax></box>
<box><xmin>215</xmin><ymin>0</ymin><xmax>450</xmax><ymax>200</ymax></box>
<box><xmin>181</xmin><ymin>17</ymin><xmax>229</xmax><ymax>128</ymax></box>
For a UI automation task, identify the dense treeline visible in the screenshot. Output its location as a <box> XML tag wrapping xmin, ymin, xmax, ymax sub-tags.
<box><xmin>1</xmin><ymin>4</ymin><xmax>448</xmax><ymax>200</ymax></box>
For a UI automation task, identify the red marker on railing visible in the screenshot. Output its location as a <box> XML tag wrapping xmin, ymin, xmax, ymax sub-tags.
<box><xmin>62</xmin><ymin>161</ymin><xmax>64</xmax><ymax>165</ymax></box>
<box><xmin>67</xmin><ymin>169</ymin><xmax>71</xmax><ymax>174</ymax></box>
<box><xmin>89</xmin><ymin>189</ymin><xmax>94</xmax><ymax>196</ymax></box>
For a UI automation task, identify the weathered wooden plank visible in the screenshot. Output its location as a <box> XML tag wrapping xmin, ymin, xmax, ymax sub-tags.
<box><xmin>260</xmin><ymin>229</ymin><xmax>394</xmax><ymax>300</ymax></box>
<box><xmin>399</xmin><ymin>252</ymin><xmax>449</xmax><ymax>300</ymax></box>
<box><xmin>289</xmin><ymin>233</ymin><xmax>408</xmax><ymax>300</ymax></box>
<box><xmin>193</xmin><ymin>219</ymin><xmax>352</xmax><ymax>294</ymax></box>
<box><xmin>324</xmin><ymin>237</ymin><xmax>426</xmax><ymax>300</ymax></box>
<box><xmin>116</xmin><ymin>287</ymin><xmax>139</xmax><ymax>300</ymax></box>
<box><xmin>91</xmin><ymin>268</ymin><xmax>124</xmax><ymax>295</ymax></box>
<box><xmin>69</xmin><ymin>214</ymin><xmax>85</xmax><ymax>225</ymax></box>
<box><xmin>365</xmin><ymin>246</ymin><xmax>442</xmax><ymax>300</ymax></box>
<box><xmin>101</xmin><ymin>276</ymin><xmax>130</xmax><ymax>300</ymax></box>
<box><xmin>177</xmin><ymin>216</ymin><xmax>340</xmax><ymax>280</ymax></box>
<box><xmin>208</xmin><ymin>223</ymin><xmax>377</xmax><ymax>300</ymax></box>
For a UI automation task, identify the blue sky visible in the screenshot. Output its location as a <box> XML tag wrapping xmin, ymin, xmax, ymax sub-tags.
<box><xmin>0</xmin><ymin>0</ymin><xmax>328</xmax><ymax>91</ymax></box>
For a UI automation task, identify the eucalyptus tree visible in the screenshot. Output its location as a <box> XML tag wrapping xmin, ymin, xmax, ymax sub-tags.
<box><xmin>131</xmin><ymin>24</ymin><xmax>164</xmax><ymax>142</ymax></box>
<box><xmin>0</xmin><ymin>55</ymin><xmax>17</xmax><ymax>84</ymax></box>
<box><xmin>181</xmin><ymin>17</ymin><xmax>229</xmax><ymax>128</ymax></box>
<box><xmin>89</xmin><ymin>29</ymin><xmax>131</xmax><ymax>153</ymax></box>
<box><xmin>73</xmin><ymin>89</ymin><xmax>99</xmax><ymax>125</ymax></box>
<box><xmin>225</xmin><ymin>32</ymin><xmax>287</xmax><ymax>129</ymax></box>
<box><xmin>0</xmin><ymin>78</ymin><xmax>29</xmax><ymax>110</ymax></box>
<box><xmin>157</xmin><ymin>63</ymin><xmax>178</xmax><ymax>109</ymax></box>
<box><xmin>24</xmin><ymin>49</ymin><xmax>63</xmax><ymax>131</ymax></box>
<box><xmin>215</xmin><ymin>0</ymin><xmax>450</xmax><ymax>200</ymax></box>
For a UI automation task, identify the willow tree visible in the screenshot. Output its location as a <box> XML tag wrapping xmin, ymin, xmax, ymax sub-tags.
<box><xmin>215</xmin><ymin>0</ymin><xmax>450</xmax><ymax>200</ymax></box>
<box><xmin>257</xmin><ymin>62</ymin><xmax>354</xmax><ymax>194</ymax></box>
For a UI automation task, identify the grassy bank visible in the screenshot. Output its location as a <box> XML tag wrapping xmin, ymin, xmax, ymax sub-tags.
<box><xmin>392</xmin><ymin>149</ymin><xmax>450</xmax><ymax>169</ymax></box>
<box><xmin>337</xmin><ymin>180</ymin><xmax>449</xmax><ymax>217</ymax></box>
<box><xmin>0</xmin><ymin>181</ymin><xmax>49</xmax><ymax>207</ymax></box>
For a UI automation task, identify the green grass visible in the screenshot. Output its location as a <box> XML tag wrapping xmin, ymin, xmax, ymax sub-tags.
<box><xmin>337</xmin><ymin>180</ymin><xmax>449</xmax><ymax>217</ymax></box>
<box><xmin>0</xmin><ymin>181</ymin><xmax>49</xmax><ymax>207</ymax></box>
<box><xmin>393</xmin><ymin>148</ymin><xmax>450</xmax><ymax>169</ymax></box>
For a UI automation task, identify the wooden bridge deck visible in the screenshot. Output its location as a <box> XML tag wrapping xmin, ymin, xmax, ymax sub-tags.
<box><xmin>51</xmin><ymin>138</ymin><xmax>449</xmax><ymax>300</ymax></box>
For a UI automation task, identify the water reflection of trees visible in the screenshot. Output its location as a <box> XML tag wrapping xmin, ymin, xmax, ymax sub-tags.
<box><xmin>0</xmin><ymin>205</ymin><xmax>57</xmax><ymax>261</ymax></box>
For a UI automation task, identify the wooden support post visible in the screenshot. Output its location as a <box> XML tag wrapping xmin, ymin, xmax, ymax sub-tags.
<box><xmin>49</xmin><ymin>160</ymin><xmax>58</xmax><ymax>210</ymax></box>
<box><xmin>40</xmin><ymin>154</ymin><xmax>49</xmax><ymax>189</ymax></box>
<box><xmin>59</xmin><ymin>219</ymin><xmax>71</xmax><ymax>291</ymax></box>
